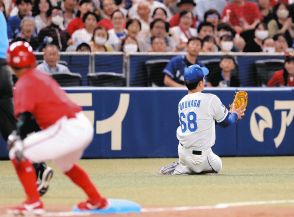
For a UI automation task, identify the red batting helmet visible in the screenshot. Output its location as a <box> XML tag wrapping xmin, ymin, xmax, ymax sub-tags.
<box><xmin>7</xmin><ymin>41</ymin><xmax>36</xmax><ymax>68</ymax></box>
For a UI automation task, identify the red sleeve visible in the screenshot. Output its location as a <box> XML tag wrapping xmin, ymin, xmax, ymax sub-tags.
<box><xmin>169</xmin><ymin>14</ymin><xmax>179</xmax><ymax>28</ymax></box>
<box><xmin>14</xmin><ymin>81</ymin><xmax>37</xmax><ymax>117</ymax></box>
<box><xmin>97</xmin><ymin>19</ymin><xmax>113</xmax><ymax>30</ymax></box>
<box><xmin>267</xmin><ymin>71</ymin><xmax>280</xmax><ymax>87</ymax></box>
<box><xmin>252</xmin><ymin>3</ymin><xmax>262</xmax><ymax>21</ymax></box>
<box><xmin>67</xmin><ymin>18</ymin><xmax>83</xmax><ymax>35</ymax></box>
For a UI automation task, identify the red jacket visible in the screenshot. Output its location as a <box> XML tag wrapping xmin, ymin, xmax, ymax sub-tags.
<box><xmin>267</xmin><ymin>69</ymin><xmax>294</xmax><ymax>87</ymax></box>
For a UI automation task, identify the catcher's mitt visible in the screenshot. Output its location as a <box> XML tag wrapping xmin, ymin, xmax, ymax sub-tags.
<box><xmin>232</xmin><ymin>91</ymin><xmax>248</xmax><ymax>110</ymax></box>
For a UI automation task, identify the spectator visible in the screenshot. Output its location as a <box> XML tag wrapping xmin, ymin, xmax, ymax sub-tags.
<box><xmin>258</xmin><ymin>0</ymin><xmax>275</xmax><ymax>24</ymax></box>
<box><xmin>141</xmin><ymin>18</ymin><xmax>175</xmax><ymax>52</ymax></box>
<box><xmin>273</xmin><ymin>33</ymin><xmax>290</xmax><ymax>52</ymax></box>
<box><xmin>66</xmin><ymin>0</ymin><xmax>94</xmax><ymax>35</ymax></box>
<box><xmin>128</xmin><ymin>0</ymin><xmax>170</xmax><ymax>21</ymax></box>
<box><xmin>7</xmin><ymin>0</ymin><xmax>32</xmax><ymax>39</ymax></box>
<box><xmin>170</xmin><ymin>11</ymin><xmax>197</xmax><ymax>51</ymax></box>
<box><xmin>62</xmin><ymin>0</ymin><xmax>78</xmax><ymax>28</ymax></box>
<box><xmin>108</xmin><ymin>9</ymin><xmax>127</xmax><ymax>51</ymax></box>
<box><xmin>169</xmin><ymin>0</ymin><xmax>197</xmax><ymax>28</ymax></box>
<box><xmin>262</xmin><ymin>37</ymin><xmax>276</xmax><ymax>53</ymax></box>
<box><xmin>163</xmin><ymin>37</ymin><xmax>202</xmax><ymax>87</ymax></box>
<box><xmin>32</xmin><ymin>0</ymin><xmax>52</xmax><ymax>33</ymax></box>
<box><xmin>132</xmin><ymin>1</ymin><xmax>151</xmax><ymax>36</ymax></box>
<box><xmin>98</xmin><ymin>0</ymin><xmax>117</xmax><ymax>30</ymax></box>
<box><xmin>207</xmin><ymin>55</ymin><xmax>240</xmax><ymax>87</ymax></box>
<box><xmin>219</xmin><ymin>35</ymin><xmax>236</xmax><ymax>52</ymax></box>
<box><xmin>152</xmin><ymin>7</ymin><xmax>168</xmax><ymax>21</ymax></box>
<box><xmin>243</xmin><ymin>22</ymin><xmax>268</xmax><ymax>52</ymax></box>
<box><xmin>203</xmin><ymin>9</ymin><xmax>221</xmax><ymax>33</ymax></box>
<box><xmin>195</xmin><ymin>0</ymin><xmax>226</xmax><ymax>23</ymax></box>
<box><xmin>267</xmin><ymin>54</ymin><xmax>294</xmax><ymax>86</ymax></box>
<box><xmin>89</xmin><ymin>26</ymin><xmax>113</xmax><ymax>52</ymax></box>
<box><xmin>120</xmin><ymin>35</ymin><xmax>140</xmax><ymax>52</ymax></box>
<box><xmin>202</xmin><ymin>35</ymin><xmax>218</xmax><ymax>52</ymax></box>
<box><xmin>222</xmin><ymin>0</ymin><xmax>261</xmax><ymax>33</ymax></box>
<box><xmin>38</xmin><ymin>6</ymin><xmax>70</xmax><ymax>51</ymax></box>
<box><xmin>11</xmin><ymin>16</ymin><xmax>38</xmax><ymax>50</ymax></box>
<box><xmin>71</xmin><ymin>12</ymin><xmax>99</xmax><ymax>47</ymax></box>
<box><xmin>217</xmin><ymin>23</ymin><xmax>246</xmax><ymax>51</ymax></box>
<box><xmin>37</xmin><ymin>44</ymin><xmax>72</xmax><ymax>74</ymax></box>
<box><xmin>150</xmin><ymin>36</ymin><xmax>167</xmax><ymax>52</ymax></box>
<box><xmin>268</xmin><ymin>3</ymin><xmax>294</xmax><ymax>47</ymax></box>
<box><xmin>76</xmin><ymin>42</ymin><xmax>91</xmax><ymax>52</ymax></box>
<box><xmin>126</xmin><ymin>18</ymin><xmax>143</xmax><ymax>48</ymax></box>
<box><xmin>197</xmin><ymin>22</ymin><xmax>215</xmax><ymax>39</ymax></box>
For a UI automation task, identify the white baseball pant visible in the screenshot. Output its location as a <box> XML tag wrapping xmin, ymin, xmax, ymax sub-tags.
<box><xmin>173</xmin><ymin>144</ymin><xmax>222</xmax><ymax>175</ymax></box>
<box><xmin>9</xmin><ymin>112</ymin><xmax>93</xmax><ymax>172</ymax></box>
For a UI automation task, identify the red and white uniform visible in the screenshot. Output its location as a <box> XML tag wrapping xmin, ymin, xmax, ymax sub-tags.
<box><xmin>11</xmin><ymin>69</ymin><xmax>93</xmax><ymax>172</ymax></box>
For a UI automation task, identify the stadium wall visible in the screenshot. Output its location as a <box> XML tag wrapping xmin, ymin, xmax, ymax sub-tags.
<box><xmin>0</xmin><ymin>87</ymin><xmax>293</xmax><ymax>159</ymax></box>
<box><xmin>33</xmin><ymin>52</ymin><xmax>285</xmax><ymax>86</ymax></box>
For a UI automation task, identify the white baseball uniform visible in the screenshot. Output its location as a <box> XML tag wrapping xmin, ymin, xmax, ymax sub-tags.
<box><xmin>173</xmin><ymin>92</ymin><xmax>228</xmax><ymax>175</ymax></box>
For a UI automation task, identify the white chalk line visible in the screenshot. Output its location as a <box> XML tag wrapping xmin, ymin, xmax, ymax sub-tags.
<box><xmin>141</xmin><ymin>200</ymin><xmax>294</xmax><ymax>213</ymax></box>
<box><xmin>39</xmin><ymin>200</ymin><xmax>294</xmax><ymax>216</ymax></box>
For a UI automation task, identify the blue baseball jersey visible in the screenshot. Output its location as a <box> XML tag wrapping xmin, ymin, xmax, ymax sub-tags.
<box><xmin>163</xmin><ymin>55</ymin><xmax>201</xmax><ymax>84</ymax></box>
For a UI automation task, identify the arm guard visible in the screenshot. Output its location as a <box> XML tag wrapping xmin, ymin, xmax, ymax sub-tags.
<box><xmin>16</xmin><ymin>112</ymin><xmax>40</xmax><ymax>139</ymax></box>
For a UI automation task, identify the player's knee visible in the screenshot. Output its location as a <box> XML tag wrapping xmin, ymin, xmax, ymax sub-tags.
<box><xmin>208</xmin><ymin>154</ymin><xmax>222</xmax><ymax>173</ymax></box>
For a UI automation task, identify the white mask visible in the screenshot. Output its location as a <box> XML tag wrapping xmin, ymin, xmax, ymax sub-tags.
<box><xmin>52</xmin><ymin>15</ymin><xmax>64</xmax><ymax>26</ymax></box>
<box><xmin>221</xmin><ymin>41</ymin><xmax>234</xmax><ymax>51</ymax></box>
<box><xmin>95</xmin><ymin>36</ymin><xmax>107</xmax><ymax>45</ymax></box>
<box><xmin>263</xmin><ymin>46</ymin><xmax>276</xmax><ymax>53</ymax></box>
<box><xmin>123</xmin><ymin>44</ymin><xmax>138</xmax><ymax>53</ymax></box>
<box><xmin>277</xmin><ymin>9</ymin><xmax>289</xmax><ymax>19</ymax></box>
<box><xmin>255</xmin><ymin>30</ymin><xmax>269</xmax><ymax>40</ymax></box>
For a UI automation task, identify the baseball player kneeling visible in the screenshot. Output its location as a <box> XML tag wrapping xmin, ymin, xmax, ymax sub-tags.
<box><xmin>160</xmin><ymin>64</ymin><xmax>246</xmax><ymax>175</ymax></box>
<box><xmin>6</xmin><ymin>41</ymin><xmax>107</xmax><ymax>215</ymax></box>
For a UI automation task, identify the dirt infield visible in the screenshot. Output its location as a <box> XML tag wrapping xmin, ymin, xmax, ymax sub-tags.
<box><xmin>1</xmin><ymin>205</ymin><xmax>294</xmax><ymax>217</ymax></box>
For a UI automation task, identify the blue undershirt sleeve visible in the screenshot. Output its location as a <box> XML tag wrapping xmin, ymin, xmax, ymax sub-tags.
<box><xmin>218</xmin><ymin>112</ymin><xmax>238</xmax><ymax>128</ymax></box>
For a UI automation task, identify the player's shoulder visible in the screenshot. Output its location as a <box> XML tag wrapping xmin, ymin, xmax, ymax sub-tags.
<box><xmin>201</xmin><ymin>92</ymin><xmax>218</xmax><ymax>100</ymax></box>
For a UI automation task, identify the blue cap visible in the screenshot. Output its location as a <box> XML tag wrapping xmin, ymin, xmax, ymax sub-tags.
<box><xmin>184</xmin><ymin>64</ymin><xmax>209</xmax><ymax>83</ymax></box>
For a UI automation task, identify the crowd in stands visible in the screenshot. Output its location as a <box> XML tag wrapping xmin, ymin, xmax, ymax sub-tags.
<box><xmin>1</xmin><ymin>0</ymin><xmax>294</xmax><ymax>86</ymax></box>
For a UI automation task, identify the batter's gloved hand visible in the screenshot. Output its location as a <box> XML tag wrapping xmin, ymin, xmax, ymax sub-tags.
<box><xmin>7</xmin><ymin>131</ymin><xmax>20</xmax><ymax>151</ymax></box>
<box><xmin>13</xmin><ymin>140</ymin><xmax>25</xmax><ymax>162</ymax></box>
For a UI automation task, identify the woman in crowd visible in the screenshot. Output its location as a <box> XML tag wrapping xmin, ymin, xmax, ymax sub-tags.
<box><xmin>32</xmin><ymin>0</ymin><xmax>52</xmax><ymax>33</ymax></box>
<box><xmin>169</xmin><ymin>10</ymin><xmax>197</xmax><ymax>51</ymax></box>
<box><xmin>90</xmin><ymin>26</ymin><xmax>113</xmax><ymax>52</ymax></box>
<box><xmin>244</xmin><ymin>22</ymin><xmax>269</xmax><ymax>52</ymax></box>
<box><xmin>268</xmin><ymin>3</ymin><xmax>294</xmax><ymax>47</ymax></box>
<box><xmin>108</xmin><ymin>9</ymin><xmax>127</xmax><ymax>51</ymax></box>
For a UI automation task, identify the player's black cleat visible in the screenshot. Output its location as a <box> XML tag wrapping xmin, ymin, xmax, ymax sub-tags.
<box><xmin>37</xmin><ymin>166</ymin><xmax>54</xmax><ymax>196</ymax></box>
